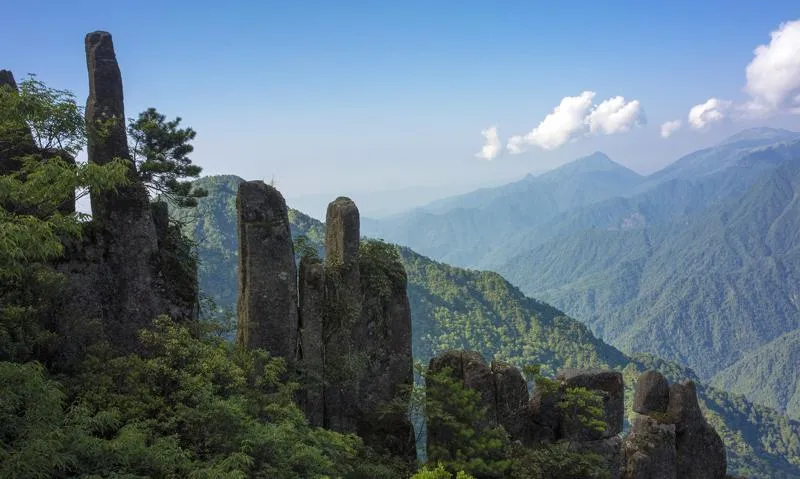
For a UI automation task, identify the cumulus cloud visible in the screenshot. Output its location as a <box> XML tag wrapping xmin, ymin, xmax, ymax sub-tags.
<box><xmin>660</xmin><ymin>120</ymin><xmax>682</xmax><ymax>138</ymax></box>
<box><xmin>475</xmin><ymin>126</ymin><xmax>502</xmax><ymax>160</ymax></box>
<box><xmin>743</xmin><ymin>19</ymin><xmax>800</xmax><ymax>115</ymax></box>
<box><xmin>507</xmin><ymin>91</ymin><xmax>644</xmax><ymax>153</ymax></box>
<box><xmin>688</xmin><ymin>98</ymin><xmax>732</xmax><ymax>129</ymax></box>
<box><xmin>586</xmin><ymin>96</ymin><xmax>646</xmax><ymax>134</ymax></box>
<box><xmin>507</xmin><ymin>91</ymin><xmax>595</xmax><ymax>152</ymax></box>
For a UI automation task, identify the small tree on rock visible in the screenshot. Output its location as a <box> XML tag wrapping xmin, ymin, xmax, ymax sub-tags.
<box><xmin>127</xmin><ymin>107</ymin><xmax>207</xmax><ymax>207</ymax></box>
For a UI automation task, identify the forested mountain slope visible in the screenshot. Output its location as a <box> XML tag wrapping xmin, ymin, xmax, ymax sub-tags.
<box><xmin>177</xmin><ymin>174</ymin><xmax>800</xmax><ymax>478</ymax></box>
<box><xmin>364</xmin><ymin>129</ymin><xmax>800</xmax><ymax>272</ymax></box>
<box><xmin>498</xmin><ymin>156</ymin><xmax>800</xmax><ymax>384</ymax></box>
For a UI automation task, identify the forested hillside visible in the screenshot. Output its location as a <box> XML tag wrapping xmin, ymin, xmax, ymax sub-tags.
<box><xmin>499</xmin><ymin>155</ymin><xmax>800</xmax><ymax>384</ymax></box>
<box><xmin>181</xmin><ymin>174</ymin><xmax>800</xmax><ymax>478</ymax></box>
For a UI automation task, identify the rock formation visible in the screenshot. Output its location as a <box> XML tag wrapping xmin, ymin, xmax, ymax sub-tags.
<box><xmin>427</xmin><ymin>354</ymin><xmax>729</xmax><ymax>479</ymax></box>
<box><xmin>236</xmin><ymin>180</ymin><xmax>298</xmax><ymax>360</ymax></box>
<box><xmin>234</xmin><ymin>192</ymin><xmax>416</xmax><ymax>461</ymax></box>
<box><xmin>622</xmin><ymin>370</ymin><xmax>727</xmax><ymax>479</ymax></box>
<box><xmin>0</xmin><ymin>32</ymin><xmax>198</xmax><ymax>364</ymax></box>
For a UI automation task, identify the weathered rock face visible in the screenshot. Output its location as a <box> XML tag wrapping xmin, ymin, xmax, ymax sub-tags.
<box><xmin>298</xmin><ymin>257</ymin><xmax>325</xmax><ymax>427</ymax></box>
<box><xmin>633</xmin><ymin>370</ymin><xmax>670</xmax><ymax>415</ymax></box>
<box><xmin>558</xmin><ymin>368</ymin><xmax>624</xmax><ymax>440</ymax></box>
<box><xmin>668</xmin><ymin>381</ymin><xmax>727</xmax><ymax>479</ymax></box>
<box><xmin>236</xmin><ymin>180</ymin><xmax>298</xmax><ymax>360</ymax></box>
<box><xmin>322</xmin><ymin>197</ymin><xmax>362</xmax><ymax>433</ymax></box>
<box><xmin>622</xmin><ymin>413</ymin><xmax>677</xmax><ymax>479</ymax></box>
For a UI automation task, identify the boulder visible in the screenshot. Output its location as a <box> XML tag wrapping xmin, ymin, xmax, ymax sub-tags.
<box><xmin>633</xmin><ymin>370</ymin><xmax>670</xmax><ymax>415</ymax></box>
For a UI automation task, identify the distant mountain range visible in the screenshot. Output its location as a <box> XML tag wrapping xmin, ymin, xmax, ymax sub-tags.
<box><xmin>175</xmin><ymin>174</ymin><xmax>800</xmax><ymax>478</ymax></box>
<box><xmin>360</xmin><ymin>127</ymin><xmax>800</xmax><ymax>420</ymax></box>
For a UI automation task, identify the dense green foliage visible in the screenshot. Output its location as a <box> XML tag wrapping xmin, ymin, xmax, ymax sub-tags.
<box><xmin>2</xmin><ymin>317</ymin><xmax>392</xmax><ymax>478</ymax></box>
<box><xmin>128</xmin><ymin>107</ymin><xmax>207</xmax><ymax>207</ymax></box>
<box><xmin>185</xmin><ymin>174</ymin><xmax>800</xmax><ymax>477</ymax></box>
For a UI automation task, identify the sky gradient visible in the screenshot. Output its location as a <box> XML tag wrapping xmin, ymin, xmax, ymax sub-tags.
<box><xmin>3</xmin><ymin>1</ymin><xmax>800</xmax><ymax>205</ymax></box>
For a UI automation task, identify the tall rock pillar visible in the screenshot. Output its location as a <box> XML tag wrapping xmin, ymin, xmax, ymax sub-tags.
<box><xmin>83</xmin><ymin>31</ymin><xmax>162</xmax><ymax>351</ymax></box>
<box><xmin>322</xmin><ymin>197</ymin><xmax>362</xmax><ymax>433</ymax></box>
<box><xmin>236</xmin><ymin>181</ymin><xmax>299</xmax><ymax>361</ymax></box>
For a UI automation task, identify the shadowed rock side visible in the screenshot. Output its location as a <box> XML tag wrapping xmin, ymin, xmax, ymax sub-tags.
<box><xmin>322</xmin><ymin>197</ymin><xmax>362</xmax><ymax>433</ymax></box>
<box><xmin>298</xmin><ymin>257</ymin><xmax>325</xmax><ymax>427</ymax></box>
<box><xmin>236</xmin><ymin>180</ymin><xmax>299</xmax><ymax>360</ymax></box>
<box><xmin>355</xmin><ymin>246</ymin><xmax>416</xmax><ymax>461</ymax></box>
<box><xmin>622</xmin><ymin>370</ymin><xmax>727</xmax><ymax>479</ymax></box>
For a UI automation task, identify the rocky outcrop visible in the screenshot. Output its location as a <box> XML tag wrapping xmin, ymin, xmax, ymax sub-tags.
<box><xmin>235</xmin><ymin>181</ymin><xmax>298</xmax><ymax>361</ymax></box>
<box><xmin>426</xmin><ymin>352</ymin><xmax>622</xmax><ymax>458</ymax></box>
<box><xmin>622</xmin><ymin>371</ymin><xmax>726</xmax><ymax>479</ymax></box>
<box><xmin>426</xmin><ymin>356</ymin><xmax>729</xmax><ymax>479</ymax></box>
<box><xmin>232</xmin><ymin>193</ymin><xmax>416</xmax><ymax>461</ymax></box>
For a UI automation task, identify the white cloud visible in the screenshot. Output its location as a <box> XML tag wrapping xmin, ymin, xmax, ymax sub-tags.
<box><xmin>586</xmin><ymin>96</ymin><xmax>646</xmax><ymax>134</ymax></box>
<box><xmin>507</xmin><ymin>91</ymin><xmax>645</xmax><ymax>153</ymax></box>
<box><xmin>507</xmin><ymin>91</ymin><xmax>595</xmax><ymax>152</ymax></box>
<box><xmin>475</xmin><ymin>126</ymin><xmax>502</xmax><ymax>160</ymax></box>
<box><xmin>688</xmin><ymin>98</ymin><xmax>731</xmax><ymax>129</ymax></box>
<box><xmin>660</xmin><ymin>120</ymin><xmax>682</xmax><ymax>138</ymax></box>
<box><xmin>743</xmin><ymin>19</ymin><xmax>800</xmax><ymax>115</ymax></box>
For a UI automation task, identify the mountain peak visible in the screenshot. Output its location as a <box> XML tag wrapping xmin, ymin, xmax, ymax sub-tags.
<box><xmin>538</xmin><ymin>151</ymin><xmax>640</xmax><ymax>181</ymax></box>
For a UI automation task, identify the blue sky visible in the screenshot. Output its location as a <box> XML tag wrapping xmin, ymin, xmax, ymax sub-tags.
<box><xmin>3</xmin><ymin>0</ymin><xmax>800</xmax><ymax>202</ymax></box>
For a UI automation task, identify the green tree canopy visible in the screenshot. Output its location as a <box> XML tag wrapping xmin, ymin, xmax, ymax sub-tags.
<box><xmin>128</xmin><ymin>107</ymin><xmax>207</xmax><ymax>207</ymax></box>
